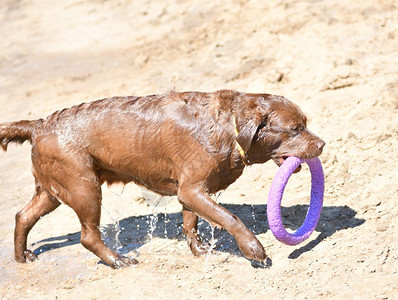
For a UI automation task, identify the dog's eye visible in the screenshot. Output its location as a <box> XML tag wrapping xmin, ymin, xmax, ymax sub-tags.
<box><xmin>290</xmin><ymin>125</ymin><xmax>304</xmax><ymax>135</ymax></box>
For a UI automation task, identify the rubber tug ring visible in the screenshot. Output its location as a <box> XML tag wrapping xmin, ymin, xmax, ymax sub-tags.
<box><xmin>267</xmin><ymin>156</ymin><xmax>324</xmax><ymax>245</ymax></box>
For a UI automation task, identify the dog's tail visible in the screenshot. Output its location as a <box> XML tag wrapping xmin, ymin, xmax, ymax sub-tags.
<box><xmin>0</xmin><ymin>119</ymin><xmax>42</xmax><ymax>151</ymax></box>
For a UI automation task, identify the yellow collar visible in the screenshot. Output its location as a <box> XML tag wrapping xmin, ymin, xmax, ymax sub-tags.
<box><xmin>232</xmin><ymin>114</ymin><xmax>246</xmax><ymax>159</ymax></box>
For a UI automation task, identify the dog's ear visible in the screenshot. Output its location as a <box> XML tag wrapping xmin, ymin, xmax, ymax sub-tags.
<box><xmin>235</xmin><ymin>95</ymin><xmax>271</xmax><ymax>152</ymax></box>
<box><xmin>236</xmin><ymin>117</ymin><xmax>261</xmax><ymax>152</ymax></box>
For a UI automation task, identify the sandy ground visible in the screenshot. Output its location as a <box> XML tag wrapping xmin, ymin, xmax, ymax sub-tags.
<box><xmin>0</xmin><ymin>0</ymin><xmax>397</xmax><ymax>299</ymax></box>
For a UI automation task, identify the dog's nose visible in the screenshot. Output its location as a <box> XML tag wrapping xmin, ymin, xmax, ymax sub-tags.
<box><xmin>316</xmin><ymin>139</ymin><xmax>326</xmax><ymax>150</ymax></box>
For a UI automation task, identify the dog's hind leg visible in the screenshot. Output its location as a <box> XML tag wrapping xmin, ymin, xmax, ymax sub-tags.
<box><xmin>31</xmin><ymin>137</ymin><xmax>137</xmax><ymax>268</ymax></box>
<box><xmin>14</xmin><ymin>179</ymin><xmax>61</xmax><ymax>263</ymax></box>
<box><xmin>66</xmin><ymin>182</ymin><xmax>138</xmax><ymax>269</ymax></box>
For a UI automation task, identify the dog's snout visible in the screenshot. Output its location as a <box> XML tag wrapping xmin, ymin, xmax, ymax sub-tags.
<box><xmin>316</xmin><ymin>139</ymin><xmax>326</xmax><ymax>150</ymax></box>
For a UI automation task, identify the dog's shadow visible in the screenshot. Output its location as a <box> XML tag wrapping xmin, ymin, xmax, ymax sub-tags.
<box><xmin>33</xmin><ymin>204</ymin><xmax>365</xmax><ymax>260</ymax></box>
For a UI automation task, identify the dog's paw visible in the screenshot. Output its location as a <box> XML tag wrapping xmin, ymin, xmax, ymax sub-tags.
<box><xmin>112</xmin><ymin>255</ymin><xmax>139</xmax><ymax>269</ymax></box>
<box><xmin>189</xmin><ymin>239</ymin><xmax>211</xmax><ymax>256</ymax></box>
<box><xmin>238</xmin><ymin>237</ymin><xmax>266</xmax><ymax>262</ymax></box>
<box><xmin>15</xmin><ymin>250</ymin><xmax>38</xmax><ymax>263</ymax></box>
<box><xmin>186</xmin><ymin>232</ymin><xmax>211</xmax><ymax>256</ymax></box>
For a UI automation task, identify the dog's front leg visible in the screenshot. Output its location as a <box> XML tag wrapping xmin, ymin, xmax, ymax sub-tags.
<box><xmin>177</xmin><ymin>184</ymin><xmax>266</xmax><ymax>261</ymax></box>
<box><xmin>182</xmin><ymin>206</ymin><xmax>210</xmax><ymax>256</ymax></box>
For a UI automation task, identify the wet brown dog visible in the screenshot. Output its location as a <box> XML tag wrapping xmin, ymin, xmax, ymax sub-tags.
<box><xmin>0</xmin><ymin>90</ymin><xmax>325</xmax><ymax>268</ymax></box>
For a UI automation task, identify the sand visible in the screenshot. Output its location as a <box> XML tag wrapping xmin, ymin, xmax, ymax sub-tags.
<box><xmin>0</xmin><ymin>0</ymin><xmax>397</xmax><ymax>299</ymax></box>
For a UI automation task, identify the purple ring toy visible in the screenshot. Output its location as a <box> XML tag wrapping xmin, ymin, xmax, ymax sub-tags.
<box><xmin>267</xmin><ymin>156</ymin><xmax>324</xmax><ymax>245</ymax></box>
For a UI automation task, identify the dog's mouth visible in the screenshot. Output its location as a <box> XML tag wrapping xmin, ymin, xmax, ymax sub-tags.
<box><xmin>273</xmin><ymin>156</ymin><xmax>302</xmax><ymax>173</ymax></box>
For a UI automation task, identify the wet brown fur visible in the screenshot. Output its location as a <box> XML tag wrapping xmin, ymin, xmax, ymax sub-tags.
<box><xmin>0</xmin><ymin>90</ymin><xmax>325</xmax><ymax>268</ymax></box>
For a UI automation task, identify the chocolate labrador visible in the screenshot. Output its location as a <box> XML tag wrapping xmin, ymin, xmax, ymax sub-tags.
<box><xmin>0</xmin><ymin>90</ymin><xmax>325</xmax><ymax>268</ymax></box>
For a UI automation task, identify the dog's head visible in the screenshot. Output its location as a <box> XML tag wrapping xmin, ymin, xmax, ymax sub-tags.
<box><xmin>234</xmin><ymin>93</ymin><xmax>325</xmax><ymax>170</ymax></box>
